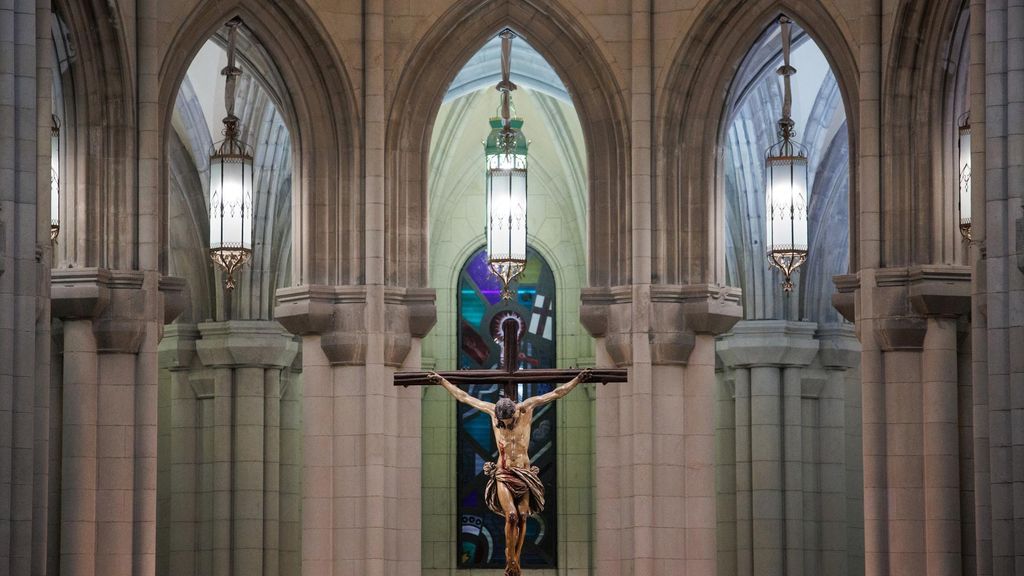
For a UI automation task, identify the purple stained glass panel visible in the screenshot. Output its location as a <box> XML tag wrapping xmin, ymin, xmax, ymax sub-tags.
<box><xmin>466</xmin><ymin>250</ymin><xmax>504</xmax><ymax>305</ymax></box>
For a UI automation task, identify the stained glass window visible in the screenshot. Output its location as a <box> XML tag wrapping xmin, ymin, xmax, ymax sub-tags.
<box><xmin>456</xmin><ymin>246</ymin><xmax>558</xmax><ymax>569</ymax></box>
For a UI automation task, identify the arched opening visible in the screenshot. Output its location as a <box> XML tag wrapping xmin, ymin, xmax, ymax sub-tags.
<box><xmin>157</xmin><ymin>1</ymin><xmax>362</xmax><ymax>287</ymax></box>
<box><xmin>419</xmin><ymin>29</ymin><xmax>596</xmax><ymax>572</ymax></box>
<box><xmin>156</xmin><ymin>17</ymin><xmax>302</xmax><ymax>576</ymax></box>
<box><xmin>386</xmin><ymin>0</ymin><xmax>629</xmax><ymax>289</ymax></box>
<box><xmin>720</xmin><ymin>18</ymin><xmax>850</xmax><ymax>323</ymax></box>
<box><xmin>711</xmin><ymin>15</ymin><xmax>863</xmax><ymax>576</ymax></box>
<box><xmin>166</xmin><ymin>23</ymin><xmax>293</xmax><ymax>322</ymax></box>
<box><xmin>50</xmin><ymin>8</ymin><xmax>77</xmax><ymax>263</ymax></box>
<box><xmin>655</xmin><ymin>0</ymin><xmax>859</xmax><ymax>284</ymax></box>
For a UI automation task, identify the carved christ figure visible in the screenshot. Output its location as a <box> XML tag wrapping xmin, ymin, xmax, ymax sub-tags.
<box><xmin>429</xmin><ymin>369</ymin><xmax>591</xmax><ymax>576</ymax></box>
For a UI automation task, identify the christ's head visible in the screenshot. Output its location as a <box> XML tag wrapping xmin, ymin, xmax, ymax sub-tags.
<box><xmin>495</xmin><ymin>397</ymin><xmax>517</xmax><ymax>427</ymax></box>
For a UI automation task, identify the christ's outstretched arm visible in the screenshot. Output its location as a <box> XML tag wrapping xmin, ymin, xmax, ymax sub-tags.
<box><xmin>519</xmin><ymin>368</ymin><xmax>592</xmax><ymax>411</ymax></box>
<box><xmin>429</xmin><ymin>372</ymin><xmax>495</xmax><ymax>416</ymax></box>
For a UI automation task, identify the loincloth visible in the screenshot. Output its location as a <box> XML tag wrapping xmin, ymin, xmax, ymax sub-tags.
<box><xmin>482</xmin><ymin>462</ymin><xmax>545</xmax><ymax>517</ymax></box>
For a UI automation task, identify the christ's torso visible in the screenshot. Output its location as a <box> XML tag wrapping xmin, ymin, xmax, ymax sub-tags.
<box><xmin>492</xmin><ymin>407</ymin><xmax>534</xmax><ymax>470</ymax></box>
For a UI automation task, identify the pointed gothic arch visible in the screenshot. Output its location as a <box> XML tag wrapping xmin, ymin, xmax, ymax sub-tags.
<box><xmin>52</xmin><ymin>0</ymin><xmax>136</xmax><ymax>269</ymax></box>
<box><xmin>881</xmin><ymin>0</ymin><xmax>970</xmax><ymax>266</ymax></box>
<box><xmin>655</xmin><ymin>0</ymin><xmax>859</xmax><ymax>285</ymax></box>
<box><xmin>158</xmin><ymin>0</ymin><xmax>362</xmax><ymax>286</ymax></box>
<box><xmin>387</xmin><ymin>0</ymin><xmax>631</xmax><ymax>289</ymax></box>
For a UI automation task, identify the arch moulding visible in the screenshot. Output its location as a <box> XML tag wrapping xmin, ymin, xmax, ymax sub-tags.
<box><xmin>655</xmin><ymin>0</ymin><xmax>860</xmax><ymax>286</ymax></box>
<box><xmin>387</xmin><ymin>0</ymin><xmax>632</xmax><ymax>289</ymax></box>
<box><xmin>157</xmin><ymin>0</ymin><xmax>363</xmax><ymax>286</ymax></box>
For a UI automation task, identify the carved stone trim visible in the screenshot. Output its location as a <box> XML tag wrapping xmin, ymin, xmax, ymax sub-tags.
<box><xmin>831</xmin><ymin>273</ymin><xmax>859</xmax><ymax>323</ymax></box>
<box><xmin>816</xmin><ymin>325</ymin><xmax>860</xmax><ymax>369</ymax></box>
<box><xmin>650</xmin><ymin>283</ymin><xmax>743</xmax><ymax>335</ymax></box>
<box><xmin>195</xmin><ymin>321</ymin><xmax>299</xmax><ymax>369</ymax></box>
<box><xmin>581</xmin><ymin>284</ymin><xmax>743</xmax><ymax>366</ymax></box>
<box><xmin>274</xmin><ymin>284</ymin><xmax>437</xmax><ymax>367</ymax></box>
<box><xmin>51</xmin><ymin>268</ymin><xmax>150</xmax><ymax>353</ymax></box>
<box><xmin>158</xmin><ymin>323</ymin><xmax>199</xmax><ymax>371</ymax></box>
<box><xmin>716</xmin><ymin>320</ymin><xmax>819</xmax><ymax>368</ymax></box>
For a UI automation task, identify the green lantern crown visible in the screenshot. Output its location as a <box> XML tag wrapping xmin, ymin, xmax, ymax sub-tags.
<box><xmin>485</xmin><ymin>117</ymin><xmax>528</xmax><ymax>156</ymax></box>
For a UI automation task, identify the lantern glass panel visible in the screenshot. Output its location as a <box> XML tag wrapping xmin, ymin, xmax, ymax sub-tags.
<box><xmin>486</xmin><ymin>154</ymin><xmax>527</xmax><ymax>262</ymax></box>
<box><xmin>958</xmin><ymin>127</ymin><xmax>971</xmax><ymax>228</ymax></box>
<box><xmin>50</xmin><ymin>130</ymin><xmax>59</xmax><ymax>227</ymax></box>
<box><xmin>209</xmin><ymin>154</ymin><xmax>253</xmax><ymax>251</ymax></box>
<box><xmin>766</xmin><ymin>155</ymin><xmax>809</xmax><ymax>253</ymax></box>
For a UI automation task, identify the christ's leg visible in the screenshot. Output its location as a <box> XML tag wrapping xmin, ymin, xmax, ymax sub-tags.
<box><xmin>495</xmin><ymin>482</ymin><xmax>519</xmax><ymax>575</ymax></box>
<box><xmin>515</xmin><ymin>492</ymin><xmax>530</xmax><ymax>562</ymax></box>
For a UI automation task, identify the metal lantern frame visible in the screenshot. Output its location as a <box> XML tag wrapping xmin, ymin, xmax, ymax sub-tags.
<box><xmin>208</xmin><ymin>18</ymin><xmax>254</xmax><ymax>294</ymax></box>
<box><xmin>957</xmin><ymin>112</ymin><xmax>972</xmax><ymax>242</ymax></box>
<box><xmin>484</xmin><ymin>29</ymin><xmax>529</xmax><ymax>301</ymax></box>
<box><xmin>764</xmin><ymin>15</ymin><xmax>809</xmax><ymax>293</ymax></box>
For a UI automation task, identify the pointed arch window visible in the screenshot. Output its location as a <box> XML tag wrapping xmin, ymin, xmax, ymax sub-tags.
<box><xmin>456</xmin><ymin>246</ymin><xmax>558</xmax><ymax>569</ymax></box>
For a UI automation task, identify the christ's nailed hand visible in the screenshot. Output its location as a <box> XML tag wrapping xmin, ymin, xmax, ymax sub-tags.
<box><xmin>579</xmin><ymin>368</ymin><xmax>592</xmax><ymax>383</ymax></box>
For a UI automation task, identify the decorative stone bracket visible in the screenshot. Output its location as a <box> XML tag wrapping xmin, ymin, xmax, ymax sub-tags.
<box><xmin>716</xmin><ymin>320</ymin><xmax>819</xmax><ymax>368</ymax></box>
<box><xmin>832</xmin><ymin>265</ymin><xmax>971</xmax><ymax>350</ymax></box>
<box><xmin>275</xmin><ymin>284</ymin><xmax>436</xmax><ymax>367</ymax></box>
<box><xmin>196</xmin><ymin>320</ymin><xmax>298</xmax><ymax>369</ymax></box>
<box><xmin>51</xmin><ymin>267</ymin><xmax>187</xmax><ymax>352</ymax></box>
<box><xmin>580</xmin><ymin>283</ymin><xmax>742</xmax><ymax>366</ymax></box>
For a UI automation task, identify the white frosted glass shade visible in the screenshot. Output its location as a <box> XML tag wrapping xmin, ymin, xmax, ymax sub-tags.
<box><xmin>209</xmin><ymin>153</ymin><xmax>254</xmax><ymax>251</ymax></box>
<box><xmin>50</xmin><ymin>129</ymin><xmax>59</xmax><ymax>227</ymax></box>
<box><xmin>958</xmin><ymin>126</ymin><xmax>971</xmax><ymax>229</ymax></box>
<box><xmin>486</xmin><ymin>153</ymin><xmax>528</xmax><ymax>264</ymax></box>
<box><xmin>765</xmin><ymin>154</ymin><xmax>809</xmax><ymax>254</ymax></box>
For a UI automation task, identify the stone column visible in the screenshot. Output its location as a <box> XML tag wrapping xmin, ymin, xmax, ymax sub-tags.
<box><xmin>275</xmin><ymin>285</ymin><xmax>435</xmax><ymax>576</ymax></box>
<box><xmin>156</xmin><ymin>324</ymin><xmax>198</xmax><ymax>576</ymax></box>
<box><xmin>717</xmin><ymin>322</ymin><xmax>862</xmax><ymax>576</ymax></box>
<box><xmin>834</xmin><ymin>265</ymin><xmax>971</xmax><ymax>576</ymax></box>
<box><xmin>50</xmin><ymin>268</ymin><xmax>186</xmax><ymax>576</ymax></box>
<box><xmin>817</xmin><ymin>327</ymin><xmax>863</xmax><ymax>576</ymax></box>
<box><xmin>717</xmin><ymin>321</ymin><xmax>819</xmax><ymax>576</ymax></box>
<box><xmin>582</xmin><ymin>284</ymin><xmax>741</xmax><ymax>576</ymax></box>
<box><xmin>0</xmin><ymin>2</ymin><xmax>53</xmax><ymax>574</ymax></box>
<box><xmin>194</xmin><ymin>321</ymin><xmax>298</xmax><ymax>576</ymax></box>
<box><xmin>157</xmin><ymin>321</ymin><xmax>300</xmax><ymax>576</ymax></box>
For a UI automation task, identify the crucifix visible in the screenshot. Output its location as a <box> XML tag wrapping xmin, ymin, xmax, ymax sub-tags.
<box><xmin>395</xmin><ymin>317</ymin><xmax>626</xmax><ymax>576</ymax></box>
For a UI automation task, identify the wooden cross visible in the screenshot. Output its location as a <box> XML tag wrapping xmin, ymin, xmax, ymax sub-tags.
<box><xmin>394</xmin><ymin>317</ymin><xmax>627</xmax><ymax>396</ymax></box>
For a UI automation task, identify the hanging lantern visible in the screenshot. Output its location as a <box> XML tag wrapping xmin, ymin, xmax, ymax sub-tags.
<box><xmin>208</xmin><ymin>18</ymin><xmax>253</xmax><ymax>292</ymax></box>
<box><xmin>765</xmin><ymin>16</ymin><xmax>809</xmax><ymax>292</ymax></box>
<box><xmin>50</xmin><ymin>115</ymin><xmax>60</xmax><ymax>242</ymax></box>
<box><xmin>958</xmin><ymin>114</ymin><xmax>971</xmax><ymax>241</ymax></box>
<box><xmin>485</xmin><ymin>29</ymin><xmax>528</xmax><ymax>301</ymax></box>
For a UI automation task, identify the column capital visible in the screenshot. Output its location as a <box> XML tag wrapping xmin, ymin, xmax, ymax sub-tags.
<box><xmin>274</xmin><ymin>284</ymin><xmax>437</xmax><ymax>367</ymax></box>
<box><xmin>816</xmin><ymin>325</ymin><xmax>860</xmax><ymax>369</ymax></box>
<box><xmin>833</xmin><ymin>266</ymin><xmax>971</xmax><ymax>351</ymax></box>
<box><xmin>716</xmin><ymin>320</ymin><xmax>819</xmax><ymax>368</ymax></box>
<box><xmin>52</xmin><ymin>268</ymin><xmax>186</xmax><ymax>353</ymax></box>
<box><xmin>580</xmin><ymin>283</ymin><xmax>742</xmax><ymax>366</ymax></box>
<box><xmin>157</xmin><ymin>323</ymin><xmax>199</xmax><ymax>370</ymax></box>
<box><xmin>195</xmin><ymin>321</ymin><xmax>298</xmax><ymax>369</ymax></box>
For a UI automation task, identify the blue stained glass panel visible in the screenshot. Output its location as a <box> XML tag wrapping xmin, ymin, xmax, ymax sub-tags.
<box><xmin>456</xmin><ymin>246</ymin><xmax>558</xmax><ymax>569</ymax></box>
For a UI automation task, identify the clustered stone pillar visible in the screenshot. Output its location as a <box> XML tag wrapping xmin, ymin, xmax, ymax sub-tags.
<box><xmin>275</xmin><ymin>285</ymin><xmax>435</xmax><ymax>576</ymax></box>
<box><xmin>834</xmin><ymin>266</ymin><xmax>971</xmax><ymax>576</ymax></box>
<box><xmin>717</xmin><ymin>321</ymin><xmax>862</xmax><ymax>576</ymax></box>
<box><xmin>156</xmin><ymin>321</ymin><xmax>298</xmax><ymax>576</ymax></box>
<box><xmin>49</xmin><ymin>268</ymin><xmax>185</xmax><ymax>576</ymax></box>
<box><xmin>582</xmin><ymin>284</ymin><xmax>741</xmax><ymax>576</ymax></box>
